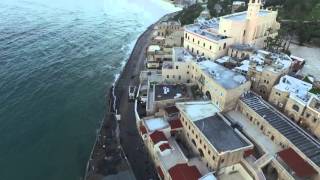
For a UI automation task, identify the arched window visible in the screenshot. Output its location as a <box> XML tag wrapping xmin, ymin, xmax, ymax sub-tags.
<box><xmin>292</xmin><ymin>104</ymin><xmax>300</xmax><ymax>112</ymax></box>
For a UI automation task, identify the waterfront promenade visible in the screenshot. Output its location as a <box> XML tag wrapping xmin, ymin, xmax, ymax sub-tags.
<box><xmin>85</xmin><ymin>13</ymin><xmax>175</xmax><ymax>180</ymax></box>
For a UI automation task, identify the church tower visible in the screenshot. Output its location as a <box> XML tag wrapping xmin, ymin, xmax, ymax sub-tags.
<box><xmin>247</xmin><ymin>0</ymin><xmax>262</xmax><ymax>19</ymax></box>
<box><xmin>244</xmin><ymin>0</ymin><xmax>262</xmax><ymax>44</ymax></box>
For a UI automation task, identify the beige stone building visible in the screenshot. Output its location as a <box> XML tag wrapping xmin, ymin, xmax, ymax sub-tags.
<box><xmin>235</xmin><ymin>92</ymin><xmax>320</xmax><ymax>179</ymax></box>
<box><xmin>154</xmin><ymin>21</ymin><xmax>182</xmax><ymax>38</ymax></box>
<box><xmin>146</xmin><ymin>45</ymin><xmax>172</xmax><ymax>69</ymax></box>
<box><xmin>176</xmin><ymin>101</ymin><xmax>254</xmax><ymax>171</ymax></box>
<box><xmin>284</xmin><ymin>93</ymin><xmax>320</xmax><ymax>139</ymax></box>
<box><xmin>245</xmin><ymin>50</ymin><xmax>292</xmax><ymax>99</ymax></box>
<box><xmin>184</xmin><ymin>0</ymin><xmax>280</xmax><ymax>60</ymax></box>
<box><xmin>162</xmin><ymin>49</ymin><xmax>251</xmax><ymax>111</ymax></box>
<box><xmin>269</xmin><ymin>75</ymin><xmax>312</xmax><ymax>110</ymax></box>
<box><xmin>268</xmin><ymin>75</ymin><xmax>320</xmax><ymax>138</ymax></box>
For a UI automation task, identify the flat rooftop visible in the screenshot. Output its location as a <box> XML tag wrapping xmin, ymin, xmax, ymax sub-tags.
<box><xmin>194</xmin><ymin>114</ymin><xmax>250</xmax><ymax>152</ymax></box>
<box><xmin>275</xmin><ymin>75</ymin><xmax>312</xmax><ymax>103</ymax></box>
<box><xmin>198</xmin><ymin>60</ymin><xmax>248</xmax><ymax>89</ymax></box>
<box><xmin>154</xmin><ymin>84</ymin><xmax>188</xmax><ymax>101</ymax></box>
<box><xmin>185</xmin><ymin>19</ymin><xmax>229</xmax><ymax>42</ymax></box>
<box><xmin>144</xmin><ymin>117</ymin><xmax>169</xmax><ymax>132</ymax></box>
<box><xmin>176</xmin><ymin>101</ymin><xmax>220</xmax><ymax>122</ymax></box>
<box><xmin>158</xmin><ymin>138</ymin><xmax>187</xmax><ymax>170</ymax></box>
<box><xmin>241</xmin><ymin>92</ymin><xmax>320</xmax><ymax>166</ymax></box>
<box><xmin>173</xmin><ymin>47</ymin><xmax>194</xmax><ymax>62</ymax></box>
<box><xmin>222</xmin><ymin>10</ymin><xmax>270</xmax><ymax>21</ymax></box>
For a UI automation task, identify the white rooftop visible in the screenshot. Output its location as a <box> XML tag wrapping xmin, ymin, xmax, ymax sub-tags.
<box><xmin>249</xmin><ymin>51</ymin><xmax>292</xmax><ymax>73</ymax></box>
<box><xmin>198</xmin><ymin>60</ymin><xmax>248</xmax><ymax>89</ymax></box>
<box><xmin>144</xmin><ymin>117</ymin><xmax>169</xmax><ymax>132</ymax></box>
<box><xmin>158</xmin><ymin>138</ymin><xmax>187</xmax><ymax>170</ymax></box>
<box><xmin>234</xmin><ymin>60</ymin><xmax>250</xmax><ymax>72</ymax></box>
<box><xmin>185</xmin><ymin>18</ymin><xmax>229</xmax><ymax>42</ymax></box>
<box><xmin>173</xmin><ymin>47</ymin><xmax>194</xmax><ymax>62</ymax></box>
<box><xmin>275</xmin><ymin>75</ymin><xmax>312</xmax><ymax>102</ymax></box>
<box><xmin>222</xmin><ymin>10</ymin><xmax>270</xmax><ymax>21</ymax></box>
<box><xmin>215</xmin><ymin>56</ymin><xmax>231</xmax><ymax>64</ymax></box>
<box><xmin>148</xmin><ymin>45</ymin><xmax>161</xmax><ymax>52</ymax></box>
<box><xmin>176</xmin><ymin>101</ymin><xmax>220</xmax><ymax>122</ymax></box>
<box><xmin>199</xmin><ymin>173</ymin><xmax>217</xmax><ymax>180</ymax></box>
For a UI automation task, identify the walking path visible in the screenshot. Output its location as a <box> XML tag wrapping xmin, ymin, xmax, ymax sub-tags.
<box><xmin>85</xmin><ymin>12</ymin><xmax>176</xmax><ymax>180</ymax></box>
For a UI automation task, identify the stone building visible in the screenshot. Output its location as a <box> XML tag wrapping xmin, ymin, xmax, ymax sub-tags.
<box><xmin>236</xmin><ymin>92</ymin><xmax>320</xmax><ymax>180</ymax></box>
<box><xmin>176</xmin><ymin>101</ymin><xmax>254</xmax><ymax>170</ymax></box>
<box><xmin>162</xmin><ymin>51</ymin><xmax>251</xmax><ymax>111</ymax></box>
<box><xmin>184</xmin><ymin>0</ymin><xmax>280</xmax><ymax>60</ymax></box>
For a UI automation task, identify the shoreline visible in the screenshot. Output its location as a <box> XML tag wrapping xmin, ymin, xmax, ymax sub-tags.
<box><xmin>84</xmin><ymin>12</ymin><xmax>176</xmax><ymax>180</ymax></box>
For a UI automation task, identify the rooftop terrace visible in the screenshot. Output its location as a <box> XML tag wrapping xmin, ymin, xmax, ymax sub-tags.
<box><xmin>241</xmin><ymin>92</ymin><xmax>320</xmax><ymax>167</ymax></box>
<box><xmin>198</xmin><ymin>60</ymin><xmax>248</xmax><ymax>89</ymax></box>
<box><xmin>154</xmin><ymin>84</ymin><xmax>188</xmax><ymax>101</ymax></box>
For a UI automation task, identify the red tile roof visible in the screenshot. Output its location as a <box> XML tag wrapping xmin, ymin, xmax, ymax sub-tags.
<box><xmin>164</xmin><ymin>106</ymin><xmax>179</xmax><ymax>115</ymax></box>
<box><xmin>157</xmin><ymin>166</ymin><xmax>165</xmax><ymax>179</ymax></box>
<box><xmin>278</xmin><ymin>148</ymin><xmax>317</xmax><ymax>177</ymax></box>
<box><xmin>150</xmin><ymin>131</ymin><xmax>167</xmax><ymax>145</ymax></box>
<box><xmin>244</xmin><ymin>149</ymin><xmax>254</xmax><ymax>158</ymax></box>
<box><xmin>169</xmin><ymin>119</ymin><xmax>183</xmax><ymax>130</ymax></box>
<box><xmin>168</xmin><ymin>163</ymin><xmax>201</xmax><ymax>180</ymax></box>
<box><xmin>139</xmin><ymin>125</ymin><xmax>147</xmax><ymax>135</ymax></box>
<box><xmin>159</xmin><ymin>143</ymin><xmax>171</xmax><ymax>152</ymax></box>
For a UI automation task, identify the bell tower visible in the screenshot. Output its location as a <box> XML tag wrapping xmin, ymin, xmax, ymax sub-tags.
<box><xmin>247</xmin><ymin>0</ymin><xmax>262</xmax><ymax>20</ymax></box>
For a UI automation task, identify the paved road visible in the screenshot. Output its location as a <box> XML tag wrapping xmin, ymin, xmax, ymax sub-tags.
<box><xmin>114</xmin><ymin>24</ymin><xmax>159</xmax><ymax>180</ymax></box>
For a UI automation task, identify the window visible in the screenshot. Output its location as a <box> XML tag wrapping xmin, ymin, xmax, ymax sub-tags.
<box><xmin>212</xmin><ymin>155</ymin><xmax>215</xmax><ymax>160</ymax></box>
<box><xmin>221</xmin><ymin>159</ymin><xmax>225</xmax><ymax>164</ymax></box>
<box><xmin>210</xmin><ymin>46</ymin><xmax>212</xmax><ymax>50</ymax></box>
<box><xmin>208</xmin><ymin>150</ymin><xmax>211</xmax><ymax>155</ymax></box>
<box><xmin>185</xmin><ymin>33</ymin><xmax>187</xmax><ymax>38</ymax></box>
<box><xmin>223</xmin><ymin>43</ymin><xmax>226</xmax><ymax>49</ymax></box>
<box><xmin>203</xmin><ymin>43</ymin><xmax>205</xmax><ymax>47</ymax></box>
<box><xmin>176</xmin><ymin>66</ymin><xmax>179</xmax><ymax>69</ymax></box>
<box><xmin>198</xmin><ymin>40</ymin><xmax>200</xmax><ymax>45</ymax></box>
<box><xmin>166</xmin><ymin>75</ymin><xmax>169</xmax><ymax>78</ymax></box>
<box><xmin>172</xmin><ymin>75</ymin><xmax>175</xmax><ymax>78</ymax></box>
<box><xmin>192</xmin><ymin>38</ymin><xmax>194</xmax><ymax>42</ymax></box>
<box><xmin>314</xmin><ymin>118</ymin><xmax>317</xmax><ymax>123</ymax></box>
<box><xmin>179</xmin><ymin>76</ymin><xmax>181</xmax><ymax>80</ymax></box>
<box><xmin>306</xmin><ymin>113</ymin><xmax>311</xmax><ymax>118</ymax></box>
<box><xmin>196</xmin><ymin>135</ymin><xmax>198</xmax><ymax>139</ymax></box>
<box><xmin>192</xmin><ymin>130</ymin><xmax>194</xmax><ymax>134</ymax></box>
<box><xmin>243</xmin><ymin>30</ymin><xmax>246</xmax><ymax>36</ymax></box>
<box><xmin>292</xmin><ymin>104</ymin><xmax>300</xmax><ymax>112</ymax></box>
<box><xmin>196</xmin><ymin>50</ymin><xmax>199</xmax><ymax>55</ymax></box>
<box><xmin>204</xmin><ymin>145</ymin><xmax>206</xmax><ymax>149</ymax></box>
<box><xmin>200</xmin><ymin>140</ymin><xmax>202</xmax><ymax>144</ymax></box>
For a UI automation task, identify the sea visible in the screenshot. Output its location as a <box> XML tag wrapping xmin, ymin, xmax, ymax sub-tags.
<box><xmin>0</xmin><ymin>0</ymin><xmax>180</xmax><ymax>179</ymax></box>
